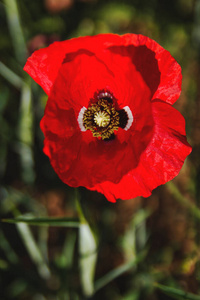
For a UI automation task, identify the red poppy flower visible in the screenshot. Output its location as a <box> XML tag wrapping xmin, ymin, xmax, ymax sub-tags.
<box><xmin>24</xmin><ymin>33</ymin><xmax>192</xmax><ymax>202</ymax></box>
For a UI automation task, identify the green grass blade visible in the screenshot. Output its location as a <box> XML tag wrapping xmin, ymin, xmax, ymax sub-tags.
<box><xmin>55</xmin><ymin>231</ymin><xmax>77</xmax><ymax>269</ymax></box>
<box><xmin>154</xmin><ymin>283</ymin><xmax>200</xmax><ymax>300</ymax></box>
<box><xmin>16</xmin><ymin>222</ymin><xmax>50</xmax><ymax>279</ymax></box>
<box><xmin>94</xmin><ymin>250</ymin><xmax>146</xmax><ymax>293</ymax></box>
<box><xmin>4</xmin><ymin>0</ymin><xmax>27</xmax><ymax>64</ymax></box>
<box><xmin>2</xmin><ymin>216</ymin><xmax>80</xmax><ymax>227</ymax></box>
<box><xmin>17</xmin><ymin>78</ymin><xmax>35</xmax><ymax>184</ymax></box>
<box><xmin>167</xmin><ymin>181</ymin><xmax>200</xmax><ymax>220</ymax></box>
<box><xmin>0</xmin><ymin>231</ymin><xmax>19</xmax><ymax>264</ymax></box>
<box><xmin>0</xmin><ymin>61</ymin><xmax>24</xmax><ymax>89</ymax></box>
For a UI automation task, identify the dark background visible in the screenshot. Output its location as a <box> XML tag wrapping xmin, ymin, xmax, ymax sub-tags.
<box><xmin>0</xmin><ymin>0</ymin><xmax>200</xmax><ymax>299</ymax></box>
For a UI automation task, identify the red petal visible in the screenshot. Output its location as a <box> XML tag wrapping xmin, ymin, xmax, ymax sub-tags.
<box><xmin>49</xmin><ymin>45</ymin><xmax>152</xmax><ymax>113</ymax></box>
<box><xmin>89</xmin><ymin>101</ymin><xmax>192</xmax><ymax>202</ymax></box>
<box><xmin>24</xmin><ymin>33</ymin><xmax>181</xmax><ymax>103</ymax></box>
<box><xmin>25</xmin><ymin>34</ymin><xmax>190</xmax><ymax>203</ymax></box>
<box><xmin>102</xmin><ymin>34</ymin><xmax>182</xmax><ymax>105</ymax></box>
<box><xmin>23</xmin><ymin>34</ymin><xmax>122</xmax><ymax>95</ymax></box>
<box><xmin>40</xmin><ymin>49</ymin><xmax>154</xmax><ymax>188</ymax></box>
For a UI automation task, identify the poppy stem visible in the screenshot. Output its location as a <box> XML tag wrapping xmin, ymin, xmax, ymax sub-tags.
<box><xmin>75</xmin><ymin>188</ymin><xmax>98</xmax><ymax>297</ymax></box>
<box><xmin>75</xmin><ymin>188</ymin><xmax>86</xmax><ymax>223</ymax></box>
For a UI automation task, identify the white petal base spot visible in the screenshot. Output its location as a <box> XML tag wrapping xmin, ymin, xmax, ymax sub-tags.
<box><xmin>78</xmin><ymin>107</ymin><xmax>87</xmax><ymax>131</ymax></box>
<box><xmin>123</xmin><ymin>106</ymin><xmax>134</xmax><ymax>130</ymax></box>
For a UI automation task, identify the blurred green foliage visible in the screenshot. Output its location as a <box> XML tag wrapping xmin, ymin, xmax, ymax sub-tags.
<box><xmin>0</xmin><ymin>0</ymin><xmax>200</xmax><ymax>299</ymax></box>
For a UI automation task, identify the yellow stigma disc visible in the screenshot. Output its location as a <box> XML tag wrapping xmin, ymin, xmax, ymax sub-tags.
<box><xmin>94</xmin><ymin>111</ymin><xmax>110</xmax><ymax>127</ymax></box>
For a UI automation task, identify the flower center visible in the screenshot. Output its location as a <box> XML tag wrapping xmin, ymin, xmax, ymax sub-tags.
<box><xmin>94</xmin><ymin>111</ymin><xmax>110</xmax><ymax>127</ymax></box>
<box><xmin>78</xmin><ymin>90</ymin><xmax>134</xmax><ymax>140</ymax></box>
<box><xmin>83</xmin><ymin>98</ymin><xmax>120</xmax><ymax>140</ymax></box>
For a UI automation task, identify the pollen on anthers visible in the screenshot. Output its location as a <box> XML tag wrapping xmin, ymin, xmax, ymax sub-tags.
<box><xmin>77</xmin><ymin>90</ymin><xmax>134</xmax><ymax>140</ymax></box>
